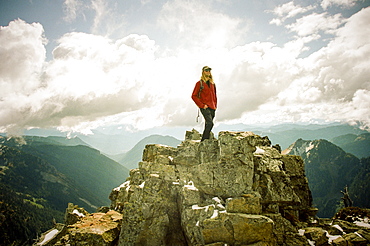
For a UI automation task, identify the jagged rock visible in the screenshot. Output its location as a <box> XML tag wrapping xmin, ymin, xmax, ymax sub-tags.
<box><xmin>34</xmin><ymin>204</ymin><xmax>122</xmax><ymax>246</ymax></box>
<box><xmin>302</xmin><ymin>227</ymin><xmax>327</xmax><ymax>246</ymax></box>
<box><xmin>331</xmin><ymin>236</ymin><xmax>347</xmax><ymax>246</ymax></box>
<box><xmin>343</xmin><ymin>232</ymin><xmax>368</xmax><ymax>245</ymax></box>
<box><xmin>316</xmin><ymin>215</ymin><xmax>370</xmax><ymax>246</ymax></box>
<box><xmin>185</xmin><ymin>128</ymin><xmax>202</xmax><ymax>140</ymax></box>
<box><xmin>110</xmin><ymin>130</ymin><xmax>317</xmax><ymax>245</ymax></box>
<box><xmin>64</xmin><ymin>203</ymin><xmax>89</xmax><ymax>225</ymax></box>
<box><xmin>61</xmin><ymin>211</ymin><xmax>122</xmax><ymax>245</ymax></box>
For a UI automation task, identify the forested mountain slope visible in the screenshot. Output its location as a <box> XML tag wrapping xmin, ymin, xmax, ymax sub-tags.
<box><xmin>0</xmin><ymin>136</ymin><xmax>129</xmax><ymax>245</ymax></box>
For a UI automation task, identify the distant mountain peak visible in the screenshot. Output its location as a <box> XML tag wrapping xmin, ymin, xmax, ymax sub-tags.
<box><xmin>284</xmin><ymin>137</ymin><xmax>366</xmax><ymax>218</ymax></box>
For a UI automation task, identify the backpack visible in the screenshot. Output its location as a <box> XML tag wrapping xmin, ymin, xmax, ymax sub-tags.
<box><xmin>196</xmin><ymin>80</ymin><xmax>204</xmax><ymax>122</ymax></box>
<box><xmin>197</xmin><ymin>80</ymin><xmax>204</xmax><ymax>98</ymax></box>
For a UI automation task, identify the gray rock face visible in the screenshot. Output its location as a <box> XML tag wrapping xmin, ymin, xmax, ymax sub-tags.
<box><xmin>109</xmin><ymin>130</ymin><xmax>316</xmax><ymax>245</ymax></box>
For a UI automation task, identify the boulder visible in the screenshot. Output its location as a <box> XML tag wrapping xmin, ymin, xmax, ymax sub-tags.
<box><xmin>64</xmin><ymin>202</ymin><xmax>89</xmax><ymax>225</ymax></box>
<box><xmin>202</xmin><ymin>213</ymin><xmax>275</xmax><ymax>245</ymax></box>
<box><xmin>302</xmin><ymin>227</ymin><xmax>327</xmax><ymax>246</ymax></box>
<box><xmin>33</xmin><ymin>204</ymin><xmax>122</xmax><ymax>246</ymax></box>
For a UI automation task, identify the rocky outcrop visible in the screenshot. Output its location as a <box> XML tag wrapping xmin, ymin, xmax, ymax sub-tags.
<box><xmin>109</xmin><ymin>130</ymin><xmax>316</xmax><ymax>245</ymax></box>
<box><xmin>34</xmin><ymin>130</ymin><xmax>370</xmax><ymax>246</ymax></box>
<box><xmin>33</xmin><ymin>203</ymin><xmax>122</xmax><ymax>246</ymax></box>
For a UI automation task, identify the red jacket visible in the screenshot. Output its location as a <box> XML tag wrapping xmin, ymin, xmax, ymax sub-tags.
<box><xmin>191</xmin><ymin>80</ymin><xmax>217</xmax><ymax>110</ymax></box>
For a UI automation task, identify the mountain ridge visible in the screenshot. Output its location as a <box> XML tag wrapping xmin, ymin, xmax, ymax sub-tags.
<box><xmin>116</xmin><ymin>134</ymin><xmax>181</xmax><ymax>169</ymax></box>
<box><xmin>331</xmin><ymin>132</ymin><xmax>370</xmax><ymax>158</ymax></box>
<box><xmin>19</xmin><ymin>122</ymin><xmax>369</xmax><ymax>155</ymax></box>
<box><xmin>284</xmin><ymin>138</ymin><xmax>369</xmax><ymax>217</ymax></box>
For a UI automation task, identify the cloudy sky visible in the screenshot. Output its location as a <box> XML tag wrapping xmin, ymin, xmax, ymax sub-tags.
<box><xmin>0</xmin><ymin>0</ymin><xmax>369</xmax><ymax>135</ymax></box>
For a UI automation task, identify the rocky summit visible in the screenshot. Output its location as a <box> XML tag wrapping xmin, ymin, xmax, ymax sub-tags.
<box><xmin>34</xmin><ymin>130</ymin><xmax>370</xmax><ymax>246</ymax></box>
<box><xmin>109</xmin><ymin>130</ymin><xmax>315</xmax><ymax>246</ymax></box>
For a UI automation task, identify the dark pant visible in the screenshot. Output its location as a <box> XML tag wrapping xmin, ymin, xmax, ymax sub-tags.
<box><xmin>200</xmin><ymin>108</ymin><xmax>215</xmax><ymax>141</ymax></box>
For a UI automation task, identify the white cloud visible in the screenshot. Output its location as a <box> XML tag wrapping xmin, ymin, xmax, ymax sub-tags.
<box><xmin>310</xmin><ymin>6</ymin><xmax>370</xmax><ymax>99</ymax></box>
<box><xmin>63</xmin><ymin>0</ymin><xmax>125</xmax><ymax>37</ymax></box>
<box><xmin>157</xmin><ymin>0</ymin><xmax>250</xmax><ymax>49</ymax></box>
<box><xmin>321</xmin><ymin>0</ymin><xmax>360</xmax><ymax>10</ymax></box>
<box><xmin>204</xmin><ymin>6</ymin><xmax>370</xmax><ymax>130</ymax></box>
<box><xmin>90</xmin><ymin>0</ymin><xmax>110</xmax><ymax>34</ymax></box>
<box><xmin>211</xmin><ymin>38</ymin><xmax>308</xmax><ymax>121</ymax></box>
<box><xmin>63</xmin><ymin>0</ymin><xmax>83</xmax><ymax>22</ymax></box>
<box><xmin>286</xmin><ymin>12</ymin><xmax>345</xmax><ymax>37</ymax></box>
<box><xmin>1</xmin><ymin>2</ymin><xmax>369</xmax><ymax>134</ymax></box>
<box><xmin>269</xmin><ymin>1</ymin><xmax>346</xmax><ymax>39</ymax></box>
<box><xmin>0</xmin><ymin>21</ymin><xmax>161</xmax><ymax>134</ymax></box>
<box><xmin>269</xmin><ymin>1</ymin><xmax>314</xmax><ymax>26</ymax></box>
<box><xmin>266</xmin><ymin>6</ymin><xmax>370</xmax><ymax>127</ymax></box>
<box><xmin>0</xmin><ymin>19</ymin><xmax>47</xmax><ymax>97</ymax></box>
<box><xmin>0</xmin><ymin>18</ymin><xmax>218</xmax><ymax>133</ymax></box>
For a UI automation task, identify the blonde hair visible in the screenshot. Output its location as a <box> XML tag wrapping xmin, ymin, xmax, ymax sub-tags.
<box><xmin>200</xmin><ymin>70</ymin><xmax>214</xmax><ymax>84</ymax></box>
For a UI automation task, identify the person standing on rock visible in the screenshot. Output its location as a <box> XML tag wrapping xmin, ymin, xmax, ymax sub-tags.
<box><xmin>191</xmin><ymin>66</ymin><xmax>217</xmax><ymax>141</ymax></box>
